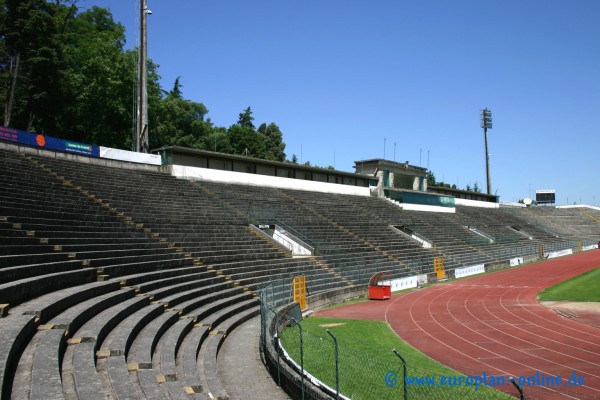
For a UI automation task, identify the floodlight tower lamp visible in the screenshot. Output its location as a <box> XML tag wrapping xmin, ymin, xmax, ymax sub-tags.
<box><xmin>480</xmin><ymin>108</ymin><xmax>493</xmax><ymax>195</ymax></box>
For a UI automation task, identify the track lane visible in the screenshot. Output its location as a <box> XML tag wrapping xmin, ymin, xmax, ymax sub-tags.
<box><xmin>317</xmin><ymin>250</ymin><xmax>600</xmax><ymax>399</ymax></box>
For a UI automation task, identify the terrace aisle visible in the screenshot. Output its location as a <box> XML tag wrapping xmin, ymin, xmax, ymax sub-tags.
<box><xmin>217</xmin><ymin>316</ymin><xmax>290</xmax><ymax>399</ymax></box>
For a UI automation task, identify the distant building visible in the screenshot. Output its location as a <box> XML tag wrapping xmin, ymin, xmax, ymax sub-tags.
<box><xmin>354</xmin><ymin>158</ymin><xmax>498</xmax><ymax>211</ymax></box>
<box><xmin>353</xmin><ymin>158</ymin><xmax>428</xmax><ymax>191</ymax></box>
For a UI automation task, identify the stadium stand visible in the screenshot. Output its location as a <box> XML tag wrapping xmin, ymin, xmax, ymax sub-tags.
<box><xmin>1</xmin><ymin>147</ymin><xmax>599</xmax><ymax>399</ymax></box>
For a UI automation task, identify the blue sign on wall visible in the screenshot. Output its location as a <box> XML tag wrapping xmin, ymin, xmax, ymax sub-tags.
<box><xmin>0</xmin><ymin>126</ymin><xmax>99</xmax><ymax>157</ymax></box>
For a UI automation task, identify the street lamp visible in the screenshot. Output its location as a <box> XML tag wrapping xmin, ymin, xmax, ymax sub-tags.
<box><xmin>480</xmin><ymin>108</ymin><xmax>493</xmax><ymax>195</ymax></box>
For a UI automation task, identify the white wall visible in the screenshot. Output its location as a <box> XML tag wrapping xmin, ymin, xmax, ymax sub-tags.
<box><xmin>170</xmin><ymin>165</ymin><xmax>371</xmax><ymax>196</ymax></box>
<box><xmin>398</xmin><ymin>202</ymin><xmax>456</xmax><ymax>213</ymax></box>
<box><xmin>273</xmin><ymin>229</ymin><xmax>312</xmax><ymax>256</ymax></box>
<box><xmin>557</xmin><ymin>204</ymin><xmax>600</xmax><ymax>211</ymax></box>
<box><xmin>455</xmin><ymin>198</ymin><xmax>500</xmax><ymax>209</ymax></box>
<box><xmin>100</xmin><ymin>147</ymin><xmax>161</xmax><ymax>165</ymax></box>
<box><xmin>500</xmin><ymin>202</ymin><xmax>527</xmax><ymax>208</ymax></box>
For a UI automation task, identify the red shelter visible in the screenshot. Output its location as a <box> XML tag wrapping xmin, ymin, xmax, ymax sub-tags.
<box><xmin>368</xmin><ymin>271</ymin><xmax>392</xmax><ymax>300</ymax></box>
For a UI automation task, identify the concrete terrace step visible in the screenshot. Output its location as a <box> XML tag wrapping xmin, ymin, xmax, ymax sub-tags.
<box><xmin>125</xmin><ymin>310</ymin><xmax>182</xmax><ymax>368</ymax></box>
<box><xmin>131</xmin><ymin>270</ymin><xmax>216</xmax><ymax>294</ymax></box>
<box><xmin>0</xmin><ymin>269</ymin><xmax>99</xmax><ymax>310</ymax></box>
<box><xmin>0</xmin><ymin>260</ymin><xmax>85</xmax><ymax>284</ymax></box>
<box><xmin>0</xmin><ymin>315</ymin><xmax>38</xmax><ymax>399</ymax></box>
<box><xmin>0</xmin><ymin>252</ymin><xmax>69</xmax><ymax>268</ymax></box>
<box><xmin>95</xmin><ymin>257</ymin><xmax>195</xmax><ymax>278</ymax></box>
<box><xmin>201</xmin><ymin>306</ymin><xmax>260</xmax><ymax>400</ymax></box>
<box><xmin>24</xmin><ymin>328</ymin><xmax>66</xmax><ymax>400</ymax></box>
<box><xmin>63</xmin><ymin>296</ymin><xmax>151</xmax><ymax>400</ymax></box>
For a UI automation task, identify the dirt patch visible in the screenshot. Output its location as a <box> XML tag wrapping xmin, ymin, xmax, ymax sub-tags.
<box><xmin>540</xmin><ymin>301</ymin><xmax>600</xmax><ymax>313</ymax></box>
<box><xmin>319</xmin><ymin>323</ymin><xmax>346</xmax><ymax>328</ymax></box>
<box><xmin>540</xmin><ymin>301</ymin><xmax>600</xmax><ymax>328</ymax></box>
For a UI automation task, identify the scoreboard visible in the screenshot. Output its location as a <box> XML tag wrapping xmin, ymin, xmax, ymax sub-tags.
<box><xmin>536</xmin><ymin>189</ymin><xmax>556</xmax><ymax>205</ymax></box>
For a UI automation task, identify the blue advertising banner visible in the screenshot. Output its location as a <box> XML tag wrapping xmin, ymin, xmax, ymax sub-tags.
<box><xmin>0</xmin><ymin>126</ymin><xmax>99</xmax><ymax>157</ymax></box>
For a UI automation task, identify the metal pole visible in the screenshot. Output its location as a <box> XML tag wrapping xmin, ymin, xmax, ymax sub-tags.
<box><xmin>484</xmin><ymin>125</ymin><xmax>491</xmax><ymax>194</ymax></box>
<box><xmin>481</xmin><ymin>108</ymin><xmax>493</xmax><ymax>195</ymax></box>
<box><xmin>326</xmin><ymin>329</ymin><xmax>340</xmax><ymax>399</ymax></box>
<box><xmin>137</xmin><ymin>0</ymin><xmax>149</xmax><ymax>153</ymax></box>
<box><xmin>291</xmin><ymin>318</ymin><xmax>304</xmax><ymax>400</ymax></box>
<box><xmin>509</xmin><ymin>377</ymin><xmax>525</xmax><ymax>400</ymax></box>
<box><xmin>268</xmin><ymin>306</ymin><xmax>282</xmax><ymax>387</ymax></box>
<box><xmin>392</xmin><ymin>349</ymin><xmax>408</xmax><ymax>400</ymax></box>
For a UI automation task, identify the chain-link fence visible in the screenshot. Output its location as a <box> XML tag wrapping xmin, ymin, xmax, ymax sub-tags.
<box><xmin>259</xmin><ymin>285</ymin><xmax>597</xmax><ymax>400</ymax></box>
<box><xmin>275</xmin><ymin>321</ymin><xmax>514</xmax><ymax>400</ymax></box>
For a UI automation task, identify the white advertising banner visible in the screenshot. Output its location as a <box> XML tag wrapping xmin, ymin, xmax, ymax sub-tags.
<box><xmin>510</xmin><ymin>257</ymin><xmax>524</xmax><ymax>267</ymax></box>
<box><xmin>455</xmin><ymin>264</ymin><xmax>485</xmax><ymax>279</ymax></box>
<box><xmin>545</xmin><ymin>249</ymin><xmax>573</xmax><ymax>259</ymax></box>
<box><xmin>390</xmin><ymin>276</ymin><xmax>419</xmax><ymax>291</ymax></box>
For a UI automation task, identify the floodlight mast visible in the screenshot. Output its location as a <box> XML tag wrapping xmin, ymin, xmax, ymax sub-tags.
<box><xmin>136</xmin><ymin>0</ymin><xmax>150</xmax><ymax>153</ymax></box>
<box><xmin>481</xmin><ymin>108</ymin><xmax>493</xmax><ymax>195</ymax></box>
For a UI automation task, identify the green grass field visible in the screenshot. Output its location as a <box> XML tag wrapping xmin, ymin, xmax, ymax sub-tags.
<box><xmin>279</xmin><ymin>316</ymin><xmax>514</xmax><ymax>400</ymax></box>
<box><xmin>538</xmin><ymin>267</ymin><xmax>600</xmax><ymax>301</ymax></box>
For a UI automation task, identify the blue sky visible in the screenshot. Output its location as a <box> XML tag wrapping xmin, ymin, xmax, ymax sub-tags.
<box><xmin>83</xmin><ymin>0</ymin><xmax>599</xmax><ymax>205</ymax></box>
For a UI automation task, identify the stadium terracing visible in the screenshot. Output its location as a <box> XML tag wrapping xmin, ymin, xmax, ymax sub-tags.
<box><xmin>1</xmin><ymin>135</ymin><xmax>599</xmax><ymax>399</ymax></box>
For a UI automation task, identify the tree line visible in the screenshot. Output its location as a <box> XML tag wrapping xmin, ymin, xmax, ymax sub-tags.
<box><xmin>0</xmin><ymin>0</ymin><xmax>287</xmax><ymax>161</ymax></box>
<box><xmin>427</xmin><ymin>170</ymin><xmax>482</xmax><ymax>193</ymax></box>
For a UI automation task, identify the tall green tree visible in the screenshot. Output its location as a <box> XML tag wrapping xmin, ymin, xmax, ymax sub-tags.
<box><xmin>170</xmin><ymin>76</ymin><xmax>183</xmax><ymax>99</ymax></box>
<box><xmin>150</xmin><ymin>77</ymin><xmax>210</xmax><ymax>150</ymax></box>
<box><xmin>3</xmin><ymin>0</ymin><xmax>68</xmax><ymax>131</ymax></box>
<box><xmin>228</xmin><ymin>124</ymin><xmax>265</xmax><ymax>157</ymax></box>
<box><xmin>202</xmin><ymin>126</ymin><xmax>231</xmax><ymax>153</ymax></box>
<box><xmin>60</xmin><ymin>6</ymin><xmax>135</xmax><ymax>147</ymax></box>
<box><xmin>1</xmin><ymin>1</ymin><xmax>138</xmax><ymax>148</ymax></box>
<box><xmin>237</xmin><ymin>106</ymin><xmax>255</xmax><ymax>129</ymax></box>
<box><xmin>427</xmin><ymin>170</ymin><xmax>436</xmax><ymax>187</ymax></box>
<box><xmin>0</xmin><ymin>1</ymin><xmax>289</xmax><ymax>158</ymax></box>
<box><xmin>152</xmin><ymin>97</ymin><xmax>210</xmax><ymax>149</ymax></box>
<box><xmin>257</xmin><ymin>122</ymin><xmax>285</xmax><ymax>161</ymax></box>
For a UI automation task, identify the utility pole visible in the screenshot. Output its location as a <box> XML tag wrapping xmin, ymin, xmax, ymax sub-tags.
<box><xmin>481</xmin><ymin>108</ymin><xmax>493</xmax><ymax>195</ymax></box>
<box><xmin>136</xmin><ymin>0</ymin><xmax>151</xmax><ymax>153</ymax></box>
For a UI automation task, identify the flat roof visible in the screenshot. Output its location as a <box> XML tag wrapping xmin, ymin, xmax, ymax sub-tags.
<box><xmin>153</xmin><ymin>146</ymin><xmax>371</xmax><ymax>180</ymax></box>
<box><xmin>429</xmin><ymin>185</ymin><xmax>499</xmax><ymax>201</ymax></box>
<box><xmin>354</xmin><ymin>158</ymin><xmax>428</xmax><ymax>172</ymax></box>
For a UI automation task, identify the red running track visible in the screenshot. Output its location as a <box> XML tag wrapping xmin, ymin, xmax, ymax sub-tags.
<box><xmin>317</xmin><ymin>251</ymin><xmax>600</xmax><ymax>399</ymax></box>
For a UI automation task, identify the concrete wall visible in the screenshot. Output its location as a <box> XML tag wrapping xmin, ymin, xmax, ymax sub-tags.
<box><xmin>1</xmin><ymin>141</ymin><xmax>164</xmax><ymax>172</ymax></box>
<box><xmin>557</xmin><ymin>204</ymin><xmax>600</xmax><ymax>211</ymax></box>
<box><xmin>307</xmin><ymin>286</ymin><xmax>367</xmax><ymax>311</ymax></box>
<box><xmin>170</xmin><ymin>164</ymin><xmax>371</xmax><ymax>197</ymax></box>
<box><xmin>455</xmin><ymin>198</ymin><xmax>500</xmax><ymax>209</ymax></box>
